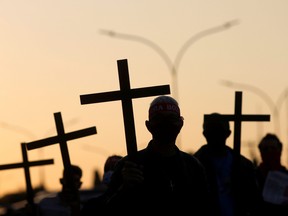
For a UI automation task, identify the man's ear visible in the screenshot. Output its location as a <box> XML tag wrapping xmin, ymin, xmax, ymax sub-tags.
<box><xmin>226</xmin><ymin>130</ymin><xmax>231</xmax><ymax>138</ymax></box>
<box><xmin>203</xmin><ymin>130</ymin><xmax>207</xmax><ymax>139</ymax></box>
<box><xmin>60</xmin><ymin>178</ymin><xmax>64</xmax><ymax>185</ymax></box>
<box><xmin>179</xmin><ymin>117</ymin><xmax>184</xmax><ymax>127</ymax></box>
<box><xmin>145</xmin><ymin>120</ymin><xmax>152</xmax><ymax>132</ymax></box>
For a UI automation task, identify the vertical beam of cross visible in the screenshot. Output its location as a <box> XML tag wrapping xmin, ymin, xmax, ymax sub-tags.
<box><xmin>80</xmin><ymin>59</ymin><xmax>170</xmax><ymax>157</ymax></box>
<box><xmin>0</xmin><ymin>143</ymin><xmax>54</xmax><ymax>214</ymax></box>
<box><xmin>22</xmin><ymin>143</ymin><xmax>36</xmax><ymax>209</ymax></box>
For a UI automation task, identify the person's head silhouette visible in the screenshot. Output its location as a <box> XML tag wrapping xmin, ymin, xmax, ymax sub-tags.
<box><xmin>258</xmin><ymin>133</ymin><xmax>283</xmax><ymax>169</ymax></box>
<box><xmin>60</xmin><ymin>164</ymin><xmax>83</xmax><ymax>192</ymax></box>
<box><xmin>145</xmin><ymin>95</ymin><xmax>183</xmax><ymax>144</ymax></box>
<box><xmin>203</xmin><ymin>113</ymin><xmax>231</xmax><ymax>152</ymax></box>
<box><xmin>102</xmin><ymin>155</ymin><xmax>123</xmax><ymax>185</ymax></box>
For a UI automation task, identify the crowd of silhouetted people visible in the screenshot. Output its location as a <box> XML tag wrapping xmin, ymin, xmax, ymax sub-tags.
<box><xmin>1</xmin><ymin>95</ymin><xmax>288</xmax><ymax>216</ymax></box>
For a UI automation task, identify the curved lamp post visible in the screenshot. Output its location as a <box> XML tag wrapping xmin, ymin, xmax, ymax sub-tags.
<box><xmin>100</xmin><ymin>21</ymin><xmax>239</xmax><ymax>148</ymax></box>
<box><xmin>99</xmin><ymin>19</ymin><xmax>240</xmax><ymax>102</ymax></box>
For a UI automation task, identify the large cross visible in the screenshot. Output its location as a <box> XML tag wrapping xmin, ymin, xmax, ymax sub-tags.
<box><xmin>25</xmin><ymin>112</ymin><xmax>97</xmax><ymax>216</ymax></box>
<box><xmin>0</xmin><ymin>143</ymin><xmax>54</xmax><ymax>214</ymax></box>
<box><xmin>80</xmin><ymin>59</ymin><xmax>170</xmax><ymax>157</ymax></box>
<box><xmin>204</xmin><ymin>91</ymin><xmax>270</xmax><ymax>156</ymax></box>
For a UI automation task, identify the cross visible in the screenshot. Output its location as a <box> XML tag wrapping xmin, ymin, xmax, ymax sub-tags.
<box><xmin>25</xmin><ymin>112</ymin><xmax>97</xmax><ymax>216</ymax></box>
<box><xmin>204</xmin><ymin>91</ymin><xmax>270</xmax><ymax>156</ymax></box>
<box><xmin>80</xmin><ymin>59</ymin><xmax>170</xmax><ymax>157</ymax></box>
<box><xmin>0</xmin><ymin>143</ymin><xmax>54</xmax><ymax>214</ymax></box>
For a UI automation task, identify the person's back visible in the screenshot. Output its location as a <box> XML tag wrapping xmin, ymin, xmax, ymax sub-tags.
<box><xmin>99</xmin><ymin>95</ymin><xmax>212</xmax><ymax>215</ymax></box>
<box><xmin>37</xmin><ymin>165</ymin><xmax>83</xmax><ymax>216</ymax></box>
<box><xmin>37</xmin><ymin>194</ymin><xmax>69</xmax><ymax>216</ymax></box>
<box><xmin>255</xmin><ymin>133</ymin><xmax>288</xmax><ymax>216</ymax></box>
<box><xmin>194</xmin><ymin>113</ymin><xmax>261</xmax><ymax>216</ymax></box>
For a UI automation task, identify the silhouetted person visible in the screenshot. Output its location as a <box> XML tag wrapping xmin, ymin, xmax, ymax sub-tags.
<box><xmin>102</xmin><ymin>155</ymin><xmax>123</xmax><ymax>187</ymax></box>
<box><xmin>194</xmin><ymin>112</ymin><xmax>261</xmax><ymax>216</ymax></box>
<box><xmin>91</xmin><ymin>155</ymin><xmax>123</xmax><ymax>191</ymax></box>
<box><xmin>37</xmin><ymin>165</ymin><xmax>83</xmax><ymax>216</ymax></box>
<box><xmin>81</xmin><ymin>155</ymin><xmax>123</xmax><ymax>216</ymax></box>
<box><xmin>255</xmin><ymin>133</ymin><xmax>288</xmax><ymax>215</ymax></box>
<box><xmin>96</xmin><ymin>95</ymin><xmax>211</xmax><ymax>215</ymax></box>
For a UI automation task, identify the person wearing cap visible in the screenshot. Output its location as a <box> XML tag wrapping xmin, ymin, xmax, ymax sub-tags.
<box><xmin>98</xmin><ymin>95</ymin><xmax>212</xmax><ymax>215</ymax></box>
<box><xmin>194</xmin><ymin>113</ymin><xmax>261</xmax><ymax>216</ymax></box>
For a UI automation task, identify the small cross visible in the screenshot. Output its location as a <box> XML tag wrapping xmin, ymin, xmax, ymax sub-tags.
<box><xmin>0</xmin><ymin>143</ymin><xmax>54</xmax><ymax>214</ymax></box>
<box><xmin>26</xmin><ymin>112</ymin><xmax>96</xmax><ymax>168</ymax></box>
<box><xmin>80</xmin><ymin>59</ymin><xmax>170</xmax><ymax>157</ymax></box>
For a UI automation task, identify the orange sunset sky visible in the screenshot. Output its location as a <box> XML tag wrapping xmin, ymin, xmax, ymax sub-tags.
<box><xmin>0</xmin><ymin>1</ymin><xmax>288</xmax><ymax>197</ymax></box>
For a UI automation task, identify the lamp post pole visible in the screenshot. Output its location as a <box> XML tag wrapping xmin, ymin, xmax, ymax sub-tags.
<box><xmin>100</xmin><ymin>20</ymin><xmax>239</xmax><ymax>102</ymax></box>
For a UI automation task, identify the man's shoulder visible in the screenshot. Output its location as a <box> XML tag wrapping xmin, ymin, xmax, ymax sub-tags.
<box><xmin>179</xmin><ymin>150</ymin><xmax>205</xmax><ymax>167</ymax></box>
<box><xmin>239</xmin><ymin>153</ymin><xmax>255</xmax><ymax>167</ymax></box>
<box><xmin>193</xmin><ymin>145</ymin><xmax>208</xmax><ymax>157</ymax></box>
<box><xmin>179</xmin><ymin>150</ymin><xmax>196</xmax><ymax>159</ymax></box>
<box><xmin>38</xmin><ymin>193</ymin><xmax>60</xmax><ymax>206</ymax></box>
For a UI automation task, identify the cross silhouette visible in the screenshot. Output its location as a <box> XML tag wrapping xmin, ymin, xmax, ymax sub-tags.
<box><xmin>80</xmin><ymin>59</ymin><xmax>170</xmax><ymax>157</ymax></box>
<box><xmin>26</xmin><ymin>112</ymin><xmax>96</xmax><ymax>169</ymax></box>
<box><xmin>25</xmin><ymin>112</ymin><xmax>97</xmax><ymax>216</ymax></box>
<box><xmin>204</xmin><ymin>91</ymin><xmax>270</xmax><ymax>156</ymax></box>
<box><xmin>0</xmin><ymin>143</ymin><xmax>54</xmax><ymax>213</ymax></box>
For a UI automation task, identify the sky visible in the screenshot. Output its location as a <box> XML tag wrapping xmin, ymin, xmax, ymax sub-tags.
<box><xmin>0</xmin><ymin>0</ymin><xmax>288</xmax><ymax>197</ymax></box>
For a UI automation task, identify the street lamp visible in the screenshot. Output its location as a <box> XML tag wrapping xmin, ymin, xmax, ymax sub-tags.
<box><xmin>220</xmin><ymin>80</ymin><xmax>288</xmax><ymax>139</ymax></box>
<box><xmin>100</xmin><ymin>21</ymin><xmax>239</xmax><ymax>148</ymax></box>
<box><xmin>99</xmin><ymin>19</ymin><xmax>240</xmax><ymax>102</ymax></box>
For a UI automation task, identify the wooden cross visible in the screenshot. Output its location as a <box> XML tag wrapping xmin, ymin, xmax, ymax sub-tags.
<box><xmin>0</xmin><ymin>143</ymin><xmax>54</xmax><ymax>213</ymax></box>
<box><xmin>25</xmin><ymin>112</ymin><xmax>97</xmax><ymax>216</ymax></box>
<box><xmin>80</xmin><ymin>59</ymin><xmax>170</xmax><ymax>157</ymax></box>
<box><xmin>26</xmin><ymin>112</ymin><xmax>96</xmax><ymax>170</ymax></box>
<box><xmin>204</xmin><ymin>91</ymin><xmax>270</xmax><ymax>156</ymax></box>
